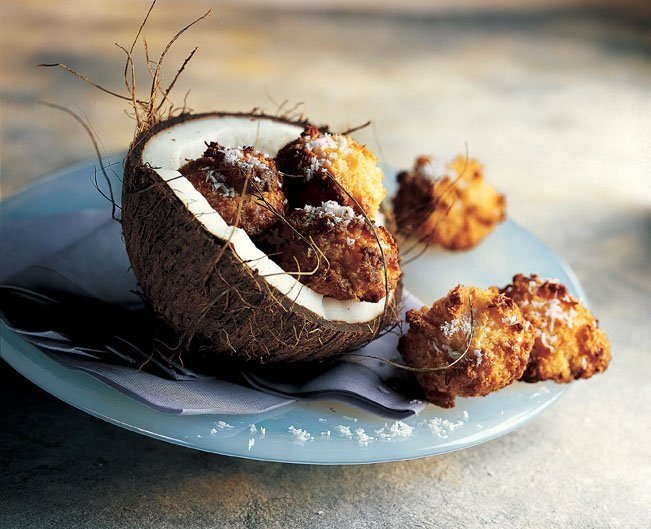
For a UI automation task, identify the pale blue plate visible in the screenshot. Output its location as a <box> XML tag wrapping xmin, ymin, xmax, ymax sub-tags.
<box><xmin>1</xmin><ymin>157</ymin><xmax>583</xmax><ymax>464</ymax></box>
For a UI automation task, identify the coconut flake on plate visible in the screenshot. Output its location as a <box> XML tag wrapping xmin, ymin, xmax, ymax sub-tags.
<box><xmin>288</xmin><ymin>426</ymin><xmax>313</xmax><ymax>444</ymax></box>
<box><xmin>375</xmin><ymin>421</ymin><xmax>414</xmax><ymax>441</ymax></box>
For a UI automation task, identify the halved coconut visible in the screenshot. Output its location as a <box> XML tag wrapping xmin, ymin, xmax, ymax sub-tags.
<box><xmin>122</xmin><ymin>112</ymin><xmax>400</xmax><ymax>365</ymax></box>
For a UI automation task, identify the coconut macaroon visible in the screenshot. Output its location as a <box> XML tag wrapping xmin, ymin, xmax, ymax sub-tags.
<box><xmin>276</xmin><ymin>126</ymin><xmax>386</xmax><ymax>218</ymax></box>
<box><xmin>398</xmin><ymin>285</ymin><xmax>534</xmax><ymax>408</ymax></box>
<box><xmin>268</xmin><ymin>200</ymin><xmax>400</xmax><ymax>303</ymax></box>
<box><xmin>501</xmin><ymin>274</ymin><xmax>611</xmax><ymax>383</ymax></box>
<box><xmin>179</xmin><ymin>142</ymin><xmax>285</xmax><ymax>236</ymax></box>
<box><xmin>393</xmin><ymin>155</ymin><xmax>506</xmax><ymax>250</ymax></box>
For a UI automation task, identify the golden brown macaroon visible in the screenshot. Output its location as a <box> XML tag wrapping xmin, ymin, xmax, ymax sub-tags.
<box><xmin>393</xmin><ymin>155</ymin><xmax>506</xmax><ymax>250</ymax></box>
<box><xmin>398</xmin><ymin>285</ymin><xmax>534</xmax><ymax>408</ymax></box>
<box><xmin>179</xmin><ymin>142</ymin><xmax>286</xmax><ymax>237</ymax></box>
<box><xmin>501</xmin><ymin>274</ymin><xmax>611</xmax><ymax>383</ymax></box>
<box><xmin>276</xmin><ymin>126</ymin><xmax>386</xmax><ymax>218</ymax></box>
<box><xmin>268</xmin><ymin>200</ymin><xmax>400</xmax><ymax>302</ymax></box>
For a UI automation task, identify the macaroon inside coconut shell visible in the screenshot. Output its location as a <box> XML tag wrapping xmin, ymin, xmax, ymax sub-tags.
<box><xmin>276</xmin><ymin>126</ymin><xmax>387</xmax><ymax>218</ymax></box>
<box><xmin>178</xmin><ymin>142</ymin><xmax>285</xmax><ymax>237</ymax></box>
<box><xmin>121</xmin><ymin>112</ymin><xmax>400</xmax><ymax>366</ymax></box>
<box><xmin>266</xmin><ymin>201</ymin><xmax>401</xmax><ymax>303</ymax></box>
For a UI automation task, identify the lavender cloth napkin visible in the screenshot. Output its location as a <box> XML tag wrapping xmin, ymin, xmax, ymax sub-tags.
<box><xmin>0</xmin><ymin>210</ymin><xmax>425</xmax><ymax>418</ymax></box>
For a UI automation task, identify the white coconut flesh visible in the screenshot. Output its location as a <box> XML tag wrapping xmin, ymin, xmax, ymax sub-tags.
<box><xmin>141</xmin><ymin>115</ymin><xmax>394</xmax><ymax>324</ymax></box>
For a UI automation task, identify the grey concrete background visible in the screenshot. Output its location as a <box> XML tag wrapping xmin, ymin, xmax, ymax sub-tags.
<box><xmin>1</xmin><ymin>1</ymin><xmax>650</xmax><ymax>528</ymax></box>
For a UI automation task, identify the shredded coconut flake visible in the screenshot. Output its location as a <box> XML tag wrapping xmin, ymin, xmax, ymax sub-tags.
<box><xmin>473</xmin><ymin>349</ymin><xmax>483</xmax><ymax>365</ymax></box>
<box><xmin>335</xmin><ymin>425</ymin><xmax>353</xmax><ymax>438</ymax></box>
<box><xmin>544</xmin><ymin>298</ymin><xmax>576</xmax><ymax>331</ymax></box>
<box><xmin>423</xmin><ymin>417</ymin><xmax>464</xmax><ymax>438</ymax></box>
<box><xmin>288</xmin><ymin>426</ymin><xmax>313</xmax><ymax>444</ymax></box>
<box><xmin>304</xmin><ymin>133</ymin><xmax>350</xmax><ymax>159</ymax></box>
<box><xmin>354</xmin><ymin>428</ymin><xmax>375</xmax><ymax>447</ymax></box>
<box><xmin>440</xmin><ymin>315</ymin><xmax>472</xmax><ymax>338</ymax></box>
<box><xmin>303</xmin><ymin>133</ymin><xmax>350</xmax><ymax>182</ymax></box>
<box><xmin>213</xmin><ymin>420</ymin><xmax>234</xmax><ymax>431</ymax></box>
<box><xmin>523</xmin><ymin>279</ymin><xmax>577</xmax><ymax>332</ymax></box>
<box><xmin>302</xmin><ymin>200</ymin><xmax>361</xmax><ymax>227</ymax></box>
<box><xmin>248</xmin><ymin>438</ymin><xmax>255</xmax><ymax>451</ymax></box>
<box><xmin>375</xmin><ymin>421</ymin><xmax>414</xmax><ymax>441</ymax></box>
<box><xmin>540</xmin><ymin>332</ymin><xmax>558</xmax><ymax>351</ymax></box>
<box><xmin>416</xmin><ymin>158</ymin><xmax>455</xmax><ymax>182</ymax></box>
<box><xmin>206</xmin><ymin>170</ymin><xmax>235</xmax><ymax>198</ymax></box>
<box><xmin>527</xmin><ymin>281</ymin><xmax>540</xmax><ymax>295</ymax></box>
<box><xmin>331</xmin><ymin>425</ymin><xmax>375</xmax><ymax>446</ymax></box>
<box><xmin>304</xmin><ymin>155</ymin><xmax>325</xmax><ymax>181</ymax></box>
<box><xmin>219</xmin><ymin>146</ymin><xmax>270</xmax><ymax>171</ymax></box>
<box><xmin>502</xmin><ymin>314</ymin><xmax>519</xmax><ymax>326</ymax></box>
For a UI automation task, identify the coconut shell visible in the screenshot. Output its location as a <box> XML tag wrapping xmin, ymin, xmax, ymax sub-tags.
<box><xmin>122</xmin><ymin>112</ymin><xmax>400</xmax><ymax>366</ymax></box>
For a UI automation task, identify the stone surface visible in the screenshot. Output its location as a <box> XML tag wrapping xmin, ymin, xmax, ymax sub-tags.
<box><xmin>1</xmin><ymin>2</ymin><xmax>650</xmax><ymax>528</ymax></box>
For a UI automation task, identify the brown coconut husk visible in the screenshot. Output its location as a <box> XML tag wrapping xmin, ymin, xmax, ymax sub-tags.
<box><xmin>122</xmin><ymin>112</ymin><xmax>401</xmax><ymax>366</ymax></box>
<box><xmin>40</xmin><ymin>1</ymin><xmax>401</xmax><ymax>368</ymax></box>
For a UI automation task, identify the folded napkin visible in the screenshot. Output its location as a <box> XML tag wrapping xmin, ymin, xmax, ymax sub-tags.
<box><xmin>0</xmin><ymin>210</ymin><xmax>425</xmax><ymax>418</ymax></box>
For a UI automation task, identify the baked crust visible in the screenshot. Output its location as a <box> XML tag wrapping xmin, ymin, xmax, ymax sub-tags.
<box><xmin>501</xmin><ymin>274</ymin><xmax>611</xmax><ymax>383</ymax></box>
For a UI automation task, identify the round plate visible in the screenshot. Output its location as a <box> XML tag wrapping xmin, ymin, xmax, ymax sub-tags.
<box><xmin>1</xmin><ymin>156</ymin><xmax>583</xmax><ymax>465</ymax></box>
